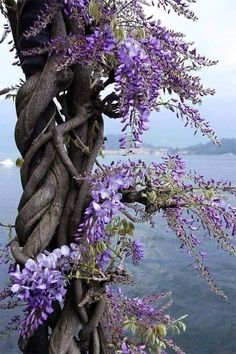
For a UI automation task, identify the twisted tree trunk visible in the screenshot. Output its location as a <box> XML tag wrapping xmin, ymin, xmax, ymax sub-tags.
<box><xmin>5</xmin><ymin>2</ymin><xmax>110</xmax><ymax>353</ymax></box>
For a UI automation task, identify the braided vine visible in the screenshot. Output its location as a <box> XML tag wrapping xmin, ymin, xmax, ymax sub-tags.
<box><xmin>1</xmin><ymin>1</ymin><xmax>236</xmax><ymax>354</ymax></box>
<box><xmin>4</xmin><ymin>3</ymin><xmax>108</xmax><ymax>353</ymax></box>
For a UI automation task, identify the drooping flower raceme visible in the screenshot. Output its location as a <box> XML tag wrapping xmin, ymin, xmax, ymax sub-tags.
<box><xmin>2</xmin><ymin>1</ymin><xmax>236</xmax><ymax>351</ymax></box>
<box><xmin>130</xmin><ymin>240</ymin><xmax>145</xmax><ymax>265</ymax></box>
<box><xmin>10</xmin><ymin>244</ymin><xmax>80</xmax><ymax>338</ymax></box>
<box><xmin>22</xmin><ymin>0</ymin><xmax>219</xmax><ymax>148</ymax></box>
<box><xmin>104</xmin><ymin>287</ymin><xmax>173</xmax><ymax>353</ymax></box>
<box><xmin>75</xmin><ymin>155</ymin><xmax>236</xmax><ymax>297</ymax></box>
<box><xmin>75</xmin><ymin>160</ymin><xmax>150</xmax><ymax>268</ymax></box>
<box><xmin>7</xmin><ymin>153</ymin><xmax>236</xmax><ymax>343</ymax></box>
<box><xmin>115</xmin><ymin>37</ymin><xmax>161</xmax><ymax>147</ymax></box>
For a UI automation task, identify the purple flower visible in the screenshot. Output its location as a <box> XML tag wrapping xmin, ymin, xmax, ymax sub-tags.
<box><xmin>96</xmin><ymin>249</ymin><xmax>111</xmax><ymax>269</ymax></box>
<box><xmin>199</xmin><ymin>251</ymin><xmax>208</xmax><ymax>259</ymax></box>
<box><xmin>130</xmin><ymin>240</ymin><xmax>144</xmax><ymax>265</ymax></box>
<box><xmin>10</xmin><ymin>263</ymin><xmax>66</xmax><ymax>338</ymax></box>
<box><xmin>10</xmin><ymin>244</ymin><xmax>81</xmax><ymax>338</ymax></box>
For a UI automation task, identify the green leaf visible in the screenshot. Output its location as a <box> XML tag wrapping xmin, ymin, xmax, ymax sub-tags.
<box><xmin>135</xmin><ymin>27</ymin><xmax>145</xmax><ymax>40</ymax></box>
<box><xmin>147</xmin><ymin>190</ymin><xmax>157</xmax><ymax>203</ymax></box>
<box><xmin>88</xmin><ymin>1</ymin><xmax>102</xmax><ymax>23</ymax></box>
<box><xmin>15</xmin><ymin>157</ymin><xmax>24</xmax><ymax>167</ymax></box>
<box><xmin>96</xmin><ymin>241</ymin><xmax>107</xmax><ymax>253</ymax></box>
<box><xmin>75</xmin><ymin>270</ymin><xmax>81</xmax><ymax>278</ymax></box>
<box><xmin>155</xmin><ymin>324</ymin><xmax>167</xmax><ymax>338</ymax></box>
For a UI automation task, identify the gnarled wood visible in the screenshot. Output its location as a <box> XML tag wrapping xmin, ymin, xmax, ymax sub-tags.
<box><xmin>4</xmin><ymin>3</ymin><xmax>110</xmax><ymax>353</ymax></box>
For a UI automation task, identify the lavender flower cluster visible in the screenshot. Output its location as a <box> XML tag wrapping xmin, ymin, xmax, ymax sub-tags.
<box><xmin>0</xmin><ymin>244</ymin><xmax>10</xmax><ymax>265</ymax></box>
<box><xmin>3</xmin><ymin>1</ymin><xmax>235</xmax><ymax>351</ymax></box>
<box><xmin>76</xmin><ymin>156</ymin><xmax>236</xmax><ymax>298</ymax></box>
<box><xmin>105</xmin><ymin>287</ymin><xmax>172</xmax><ymax>354</ymax></box>
<box><xmin>22</xmin><ymin>0</ymin><xmax>219</xmax><ymax>148</ymax></box>
<box><xmin>115</xmin><ymin>37</ymin><xmax>161</xmax><ymax>147</ymax></box>
<box><xmin>153</xmin><ymin>0</ymin><xmax>198</xmax><ymax>20</ymax></box>
<box><xmin>6</xmin><ymin>152</ymin><xmax>236</xmax><ymax>342</ymax></box>
<box><xmin>76</xmin><ymin>162</ymin><xmax>145</xmax><ymax>268</ymax></box>
<box><xmin>10</xmin><ymin>244</ymin><xmax>80</xmax><ymax>338</ymax></box>
<box><xmin>10</xmin><ymin>156</ymin><xmax>202</xmax><ymax>338</ymax></box>
<box><xmin>9</xmin><ymin>154</ymin><xmax>234</xmax><ymax>336</ymax></box>
<box><xmin>76</xmin><ymin>167</ymin><xmax>134</xmax><ymax>244</ymax></box>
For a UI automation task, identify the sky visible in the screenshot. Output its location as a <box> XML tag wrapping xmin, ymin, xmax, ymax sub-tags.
<box><xmin>0</xmin><ymin>0</ymin><xmax>236</xmax><ymax>148</ymax></box>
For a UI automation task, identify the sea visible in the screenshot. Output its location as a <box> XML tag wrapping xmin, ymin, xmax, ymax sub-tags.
<box><xmin>0</xmin><ymin>153</ymin><xmax>235</xmax><ymax>354</ymax></box>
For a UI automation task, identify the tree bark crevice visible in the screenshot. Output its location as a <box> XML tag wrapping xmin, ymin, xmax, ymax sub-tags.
<box><xmin>7</xmin><ymin>4</ymin><xmax>111</xmax><ymax>353</ymax></box>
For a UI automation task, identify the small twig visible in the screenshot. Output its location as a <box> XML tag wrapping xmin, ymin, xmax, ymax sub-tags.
<box><xmin>53</xmin><ymin>128</ymin><xmax>81</xmax><ymax>185</ymax></box>
<box><xmin>121</xmin><ymin>209</ymin><xmax>137</xmax><ymax>223</ymax></box>
<box><xmin>0</xmin><ymin>87</ymin><xmax>11</xmax><ymax>96</ymax></box>
<box><xmin>73</xmin><ymin>132</ymin><xmax>104</xmax><ymax>171</ymax></box>
<box><xmin>54</xmin><ymin>97</ymin><xmax>104</xmax><ymax>171</ymax></box>
<box><xmin>0</xmin><ymin>222</ymin><xmax>15</xmax><ymax>228</ymax></box>
<box><xmin>78</xmin><ymin>288</ymin><xmax>103</xmax><ymax>308</ymax></box>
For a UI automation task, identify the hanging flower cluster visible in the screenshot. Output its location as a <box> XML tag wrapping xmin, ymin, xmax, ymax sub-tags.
<box><xmin>75</xmin><ymin>156</ymin><xmax>236</xmax><ymax>295</ymax></box>
<box><xmin>64</xmin><ymin>0</ymin><xmax>88</xmax><ymax>13</ymax></box>
<box><xmin>75</xmin><ymin>162</ymin><xmax>144</xmax><ymax>268</ymax></box>
<box><xmin>1</xmin><ymin>0</ymin><xmax>236</xmax><ymax>352</ymax></box>
<box><xmin>115</xmin><ymin>37</ymin><xmax>161</xmax><ymax>147</ymax></box>
<box><xmin>8</xmin><ymin>154</ymin><xmax>236</xmax><ymax>342</ymax></box>
<box><xmin>104</xmin><ymin>287</ymin><xmax>186</xmax><ymax>354</ymax></box>
<box><xmin>21</xmin><ymin>0</ymin><xmax>218</xmax><ymax>148</ymax></box>
<box><xmin>10</xmin><ymin>244</ymin><xmax>80</xmax><ymax>338</ymax></box>
<box><xmin>47</xmin><ymin>27</ymin><xmax>115</xmax><ymax>70</ymax></box>
<box><xmin>76</xmin><ymin>164</ymin><xmax>134</xmax><ymax>243</ymax></box>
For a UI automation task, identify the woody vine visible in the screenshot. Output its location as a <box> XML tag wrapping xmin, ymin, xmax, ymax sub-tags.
<box><xmin>0</xmin><ymin>1</ymin><xmax>236</xmax><ymax>353</ymax></box>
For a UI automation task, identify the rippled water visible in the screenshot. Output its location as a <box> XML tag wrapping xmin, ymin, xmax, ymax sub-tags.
<box><xmin>0</xmin><ymin>155</ymin><xmax>235</xmax><ymax>353</ymax></box>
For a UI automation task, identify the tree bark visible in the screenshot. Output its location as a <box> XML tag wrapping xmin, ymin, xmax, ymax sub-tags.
<box><xmin>5</xmin><ymin>3</ymin><xmax>109</xmax><ymax>353</ymax></box>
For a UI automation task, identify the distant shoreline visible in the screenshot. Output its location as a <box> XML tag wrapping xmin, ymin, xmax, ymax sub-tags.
<box><xmin>104</xmin><ymin>137</ymin><xmax>236</xmax><ymax>156</ymax></box>
<box><xmin>103</xmin><ymin>149</ymin><xmax>236</xmax><ymax>156</ymax></box>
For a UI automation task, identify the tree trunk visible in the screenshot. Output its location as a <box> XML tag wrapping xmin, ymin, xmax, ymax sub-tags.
<box><xmin>5</xmin><ymin>3</ymin><xmax>109</xmax><ymax>353</ymax></box>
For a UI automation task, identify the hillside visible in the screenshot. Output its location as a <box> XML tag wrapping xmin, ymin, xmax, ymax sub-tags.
<box><xmin>104</xmin><ymin>135</ymin><xmax>236</xmax><ymax>155</ymax></box>
<box><xmin>172</xmin><ymin>138</ymin><xmax>236</xmax><ymax>155</ymax></box>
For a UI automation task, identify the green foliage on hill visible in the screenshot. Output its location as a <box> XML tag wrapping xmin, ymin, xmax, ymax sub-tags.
<box><xmin>176</xmin><ymin>138</ymin><xmax>236</xmax><ymax>155</ymax></box>
<box><xmin>105</xmin><ymin>135</ymin><xmax>236</xmax><ymax>155</ymax></box>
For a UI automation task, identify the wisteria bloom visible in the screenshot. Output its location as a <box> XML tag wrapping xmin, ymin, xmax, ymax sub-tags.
<box><xmin>10</xmin><ymin>244</ymin><xmax>80</xmax><ymax>337</ymax></box>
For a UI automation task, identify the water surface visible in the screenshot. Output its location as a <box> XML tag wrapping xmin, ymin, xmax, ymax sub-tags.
<box><xmin>0</xmin><ymin>154</ymin><xmax>235</xmax><ymax>353</ymax></box>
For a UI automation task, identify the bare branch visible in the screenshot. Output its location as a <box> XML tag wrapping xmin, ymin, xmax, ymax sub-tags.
<box><xmin>10</xmin><ymin>239</ymin><xmax>29</xmax><ymax>265</ymax></box>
